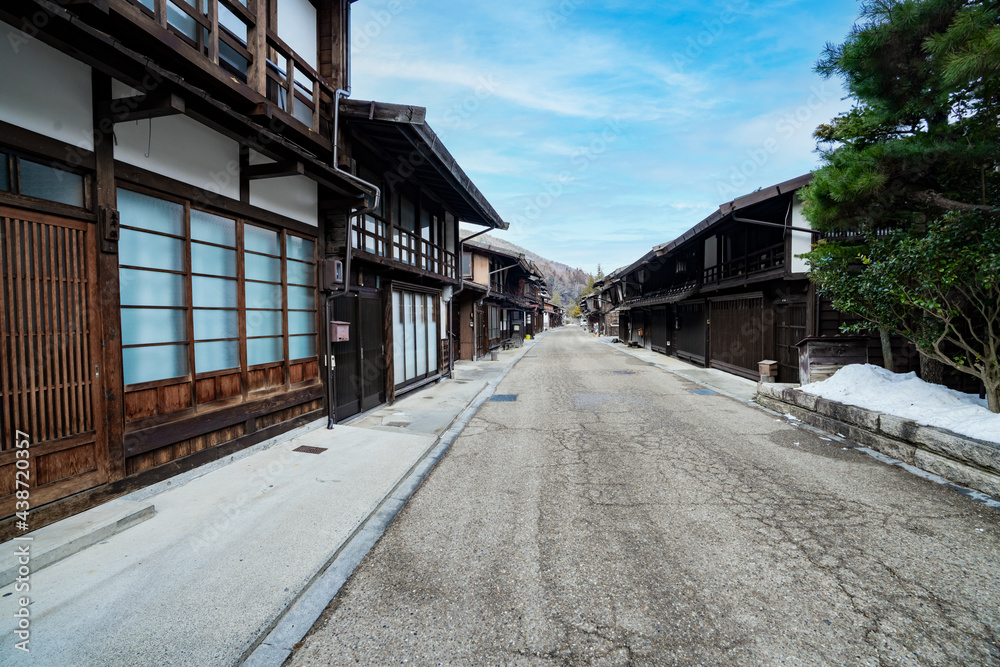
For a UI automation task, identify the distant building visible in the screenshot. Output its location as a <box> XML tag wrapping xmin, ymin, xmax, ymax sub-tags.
<box><xmin>454</xmin><ymin>237</ymin><xmax>557</xmax><ymax>360</ymax></box>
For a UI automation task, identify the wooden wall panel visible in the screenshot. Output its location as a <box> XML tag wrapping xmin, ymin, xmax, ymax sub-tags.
<box><xmin>159</xmin><ymin>383</ymin><xmax>192</xmax><ymax>413</ymax></box>
<box><xmin>125</xmin><ymin>389</ymin><xmax>158</xmax><ymax>421</ymax></box>
<box><xmin>36</xmin><ymin>443</ymin><xmax>97</xmax><ymax>486</ymax></box>
<box><xmin>219</xmin><ymin>373</ymin><xmax>241</xmax><ymax>398</ymax></box>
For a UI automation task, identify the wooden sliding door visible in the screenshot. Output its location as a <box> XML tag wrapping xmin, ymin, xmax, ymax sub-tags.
<box><xmin>0</xmin><ymin>207</ymin><xmax>106</xmax><ymax>520</ymax></box>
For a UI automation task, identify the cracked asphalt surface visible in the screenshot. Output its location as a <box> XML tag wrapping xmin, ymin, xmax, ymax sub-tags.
<box><xmin>291</xmin><ymin>327</ymin><xmax>1000</xmax><ymax>666</ymax></box>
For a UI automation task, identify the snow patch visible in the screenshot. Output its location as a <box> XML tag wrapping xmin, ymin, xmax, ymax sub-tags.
<box><xmin>800</xmin><ymin>364</ymin><xmax>999</xmax><ymax>444</ymax></box>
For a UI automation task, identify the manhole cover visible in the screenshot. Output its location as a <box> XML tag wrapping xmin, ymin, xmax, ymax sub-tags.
<box><xmin>688</xmin><ymin>389</ymin><xmax>717</xmax><ymax>396</ymax></box>
<box><xmin>293</xmin><ymin>445</ymin><xmax>327</xmax><ymax>454</ymax></box>
<box><xmin>612</xmin><ymin>371</ymin><xmax>635</xmax><ymax>375</ymax></box>
<box><xmin>491</xmin><ymin>394</ymin><xmax>518</xmax><ymax>402</ymax></box>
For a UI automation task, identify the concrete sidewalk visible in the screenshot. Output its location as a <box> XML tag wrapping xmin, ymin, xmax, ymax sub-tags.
<box><xmin>0</xmin><ymin>334</ymin><xmax>545</xmax><ymax>666</ymax></box>
<box><xmin>598</xmin><ymin>337</ymin><xmax>759</xmax><ymax>402</ymax></box>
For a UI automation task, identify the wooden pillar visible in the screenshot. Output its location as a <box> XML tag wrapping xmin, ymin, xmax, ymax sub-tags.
<box><xmin>247</xmin><ymin>0</ymin><xmax>268</xmax><ymax>96</ymax></box>
<box><xmin>92</xmin><ymin>71</ymin><xmax>126</xmax><ymax>483</ymax></box>
<box><xmin>207</xmin><ymin>0</ymin><xmax>219</xmax><ymax>65</ymax></box>
<box><xmin>383</xmin><ymin>285</ymin><xmax>395</xmax><ymax>404</ymax></box>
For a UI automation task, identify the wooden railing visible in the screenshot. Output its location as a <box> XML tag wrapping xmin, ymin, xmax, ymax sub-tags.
<box><xmin>704</xmin><ymin>242</ymin><xmax>785</xmax><ymax>283</ymax></box>
<box><xmin>352</xmin><ymin>217</ymin><xmax>457</xmax><ymax>280</ymax></box>
<box><xmin>265</xmin><ymin>30</ymin><xmax>332</xmax><ymax>131</ymax></box>
<box><xmin>125</xmin><ymin>0</ymin><xmax>332</xmax><ymax>132</ymax></box>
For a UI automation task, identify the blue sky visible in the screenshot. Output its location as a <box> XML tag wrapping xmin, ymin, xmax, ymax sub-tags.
<box><xmin>349</xmin><ymin>0</ymin><xmax>861</xmax><ymax>274</ymax></box>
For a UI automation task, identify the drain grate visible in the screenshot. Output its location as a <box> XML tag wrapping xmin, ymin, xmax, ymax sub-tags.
<box><xmin>688</xmin><ymin>389</ymin><xmax>717</xmax><ymax>396</ymax></box>
<box><xmin>293</xmin><ymin>445</ymin><xmax>328</xmax><ymax>454</ymax></box>
<box><xmin>491</xmin><ymin>394</ymin><xmax>518</xmax><ymax>402</ymax></box>
<box><xmin>612</xmin><ymin>371</ymin><xmax>635</xmax><ymax>375</ymax></box>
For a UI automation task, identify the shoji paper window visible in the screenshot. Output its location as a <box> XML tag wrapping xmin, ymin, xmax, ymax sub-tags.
<box><xmin>286</xmin><ymin>235</ymin><xmax>317</xmax><ymax>360</ymax></box>
<box><xmin>117</xmin><ymin>188</ymin><xmax>189</xmax><ymax>385</ymax></box>
<box><xmin>245</xmin><ymin>224</ymin><xmax>284</xmax><ymax>366</ymax></box>
<box><xmin>392</xmin><ymin>289</ymin><xmax>440</xmax><ymax>387</ymax></box>
<box><xmin>191</xmin><ymin>210</ymin><xmax>239</xmax><ymax>373</ymax></box>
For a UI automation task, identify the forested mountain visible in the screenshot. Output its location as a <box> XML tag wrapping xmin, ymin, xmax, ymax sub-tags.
<box><xmin>460</xmin><ymin>231</ymin><xmax>591</xmax><ymax>310</ymax></box>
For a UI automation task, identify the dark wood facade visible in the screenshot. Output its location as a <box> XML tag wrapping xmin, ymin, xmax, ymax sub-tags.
<box><xmin>454</xmin><ymin>239</ymin><xmax>553</xmax><ymax>360</ymax></box>
<box><xmin>0</xmin><ymin>0</ymin><xmax>505</xmax><ymax>538</ymax></box>
<box><xmin>600</xmin><ymin>174</ymin><xmax>965</xmax><ymax>387</ymax></box>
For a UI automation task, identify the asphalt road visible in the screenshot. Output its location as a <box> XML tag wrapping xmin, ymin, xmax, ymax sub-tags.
<box><xmin>291</xmin><ymin>327</ymin><xmax>1000</xmax><ymax>666</ymax></box>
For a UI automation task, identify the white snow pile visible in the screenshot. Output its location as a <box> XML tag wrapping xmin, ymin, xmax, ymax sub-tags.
<box><xmin>800</xmin><ymin>364</ymin><xmax>999</xmax><ymax>444</ymax></box>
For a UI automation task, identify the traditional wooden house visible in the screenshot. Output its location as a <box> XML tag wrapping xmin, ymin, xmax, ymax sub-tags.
<box><xmin>541</xmin><ymin>300</ymin><xmax>564</xmax><ymax>331</ymax></box>
<box><xmin>454</xmin><ymin>238</ymin><xmax>548</xmax><ymax>360</ymax></box>
<box><xmin>611</xmin><ymin>174</ymin><xmax>924</xmax><ymax>382</ymax></box>
<box><xmin>0</xmin><ymin>0</ymin><xmax>504</xmax><ymax>537</ymax></box>
<box><xmin>327</xmin><ymin>100</ymin><xmax>506</xmax><ymax>420</ymax></box>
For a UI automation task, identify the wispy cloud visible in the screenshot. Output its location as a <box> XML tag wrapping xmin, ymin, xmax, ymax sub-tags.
<box><xmin>350</xmin><ymin>0</ymin><xmax>860</xmax><ymax>274</ymax></box>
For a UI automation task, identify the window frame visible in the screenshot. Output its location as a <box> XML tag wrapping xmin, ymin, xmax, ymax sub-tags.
<box><xmin>117</xmin><ymin>184</ymin><xmax>319</xmax><ymax>392</ymax></box>
<box><xmin>0</xmin><ymin>148</ymin><xmax>92</xmax><ymax>213</ymax></box>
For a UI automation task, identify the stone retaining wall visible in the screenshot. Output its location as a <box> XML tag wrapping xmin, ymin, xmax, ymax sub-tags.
<box><xmin>756</xmin><ymin>383</ymin><xmax>1000</xmax><ymax>498</ymax></box>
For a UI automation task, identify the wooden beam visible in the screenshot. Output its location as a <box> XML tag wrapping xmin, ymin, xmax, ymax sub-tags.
<box><xmin>102</xmin><ymin>92</ymin><xmax>186</xmax><ymax>123</ymax></box>
<box><xmin>340</xmin><ymin>99</ymin><xmax>427</xmax><ymax>125</ymax></box>
<box><xmin>123</xmin><ymin>384</ymin><xmax>324</xmax><ymax>457</ymax></box>
<box><xmin>244</xmin><ymin>160</ymin><xmax>306</xmax><ymax>180</ymax></box>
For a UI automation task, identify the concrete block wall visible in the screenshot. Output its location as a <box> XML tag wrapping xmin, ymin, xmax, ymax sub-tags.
<box><xmin>756</xmin><ymin>383</ymin><xmax>1000</xmax><ymax>498</ymax></box>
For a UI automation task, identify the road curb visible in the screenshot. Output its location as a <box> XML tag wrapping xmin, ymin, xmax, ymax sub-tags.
<box><xmin>0</xmin><ymin>504</ymin><xmax>155</xmax><ymax>588</ymax></box>
<box><xmin>240</xmin><ymin>335</ymin><xmax>541</xmax><ymax>667</ymax></box>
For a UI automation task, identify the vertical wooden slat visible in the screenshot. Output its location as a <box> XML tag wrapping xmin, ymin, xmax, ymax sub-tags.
<box><xmin>207</xmin><ymin>0</ymin><xmax>220</xmax><ymax>64</ymax></box>
<box><xmin>38</xmin><ymin>224</ymin><xmax>54</xmax><ymax>443</ymax></box>
<box><xmin>0</xmin><ymin>216</ymin><xmax>11</xmax><ymax>448</ymax></box>
<box><xmin>63</xmin><ymin>225</ymin><xmax>77</xmax><ymax>436</ymax></box>
<box><xmin>9</xmin><ymin>218</ymin><xmax>27</xmax><ymax>443</ymax></box>
<box><xmin>184</xmin><ymin>202</ymin><xmax>196</xmax><ymax>408</ymax></box>
<box><xmin>23</xmin><ymin>220</ymin><xmax>41</xmax><ymax>442</ymax></box>
<box><xmin>284</xmin><ymin>55</ymin><xmax>295</xmax><ymax>119</ymax></box>
<box><xmin>155</xmin><ymin>0</ymin><xmax>168</xmax><ymax>28</ymax></box>
<box><xmin>311</xmin><ymin>79</ymin><xmax>320</xmax><ymax>131</ymax></box>
<box><xmin>77</xmin><ymin>227</ymin><xmax>93</xmax><ymax>433</ymax></box>
<box><xmin>48</xmin><ymin>224</ymin><xmax>64</xmax><ymax>440</ymax></box>
<box><xmin>58</xmin><ymin>224</ymin><xmax>74</xmax><ymax>436</ymax></box>
<box><xmin>68</xmin><ymin>228</ymin><xmax>85</xmax><ymax>435</ymax></box>
<box><xmin>237</xmin><ymin>219</ymin><xmax>248</xmax><ymax>401</ymax></box>
<box><xmin>280</xmin><ymin>230</ymin><xmax>290</xmax><ymax>389</ymax></box>
<box><xmin>247</xmin><ymin>0</ymin><xmax>268</xmax><ymax>96</ymax></box>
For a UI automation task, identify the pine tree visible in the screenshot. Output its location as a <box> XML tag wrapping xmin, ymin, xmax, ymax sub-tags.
<box><xmin>803</xmin><ymin>0</ymin><xmax>1000</xmax><ymax>411</ymax></box>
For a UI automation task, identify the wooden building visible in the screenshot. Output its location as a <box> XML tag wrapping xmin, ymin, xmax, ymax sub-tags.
<box><xmin>0</xmin><ymin>0</ymin><xmax>504</xmax><ymax>537</ymax></box>
<box><xmin>454</xmin><ymin>238</ymin><xmax>550</xmax><ymax>360</ymax></box>
<box><xmin>327</xmin><ymin>101</ymin><xmax>506</xmax><ymax>419</ymax></box>
<box><xmin>607</xmin><ymin>175</ymin><xmax>924</xmax><ymax>382</ymax></box>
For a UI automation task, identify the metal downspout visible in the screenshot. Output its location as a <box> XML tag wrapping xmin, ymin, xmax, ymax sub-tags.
<box><xmin>326</xmin><ymin>87</ymin><xmax>383</xmax><ymax>428</ymax></box>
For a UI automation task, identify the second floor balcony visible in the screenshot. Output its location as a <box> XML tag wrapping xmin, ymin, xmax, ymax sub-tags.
<box><xmin>117</xmin><ymin>0</ymin><xmax>340</xmax><ymax>138</ymax></box>
<box><xmin>352</xmin><ymin>214</ymin><xmax>458</xmax><ymax>281</ymax></box>
<box><xmin>703</xmin><ymin>241</ymin><xmax>785</xmax><ymax>284</ymax></box>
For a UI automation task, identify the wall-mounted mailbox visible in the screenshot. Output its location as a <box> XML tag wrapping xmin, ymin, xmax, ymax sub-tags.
<box><xmin>330</xmin><ymin>321</ymin><xmax>350</xmax><ymax>342</ymax></box>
